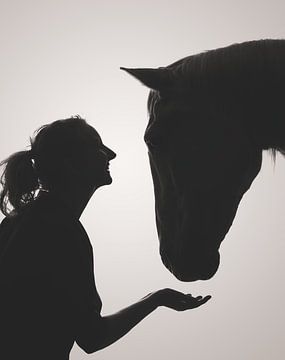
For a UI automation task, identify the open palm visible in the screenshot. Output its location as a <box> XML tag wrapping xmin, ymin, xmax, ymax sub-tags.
<box><xmin>157</xmin><ymin>288</ymin><xmax>211</xmax><ymax>311</ymax></box>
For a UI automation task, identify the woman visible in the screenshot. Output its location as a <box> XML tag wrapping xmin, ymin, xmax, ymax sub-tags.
<box><xmin>0</xmin><ymin>116</ymin><xmax>211</xmax><ymax>360</ymax></box>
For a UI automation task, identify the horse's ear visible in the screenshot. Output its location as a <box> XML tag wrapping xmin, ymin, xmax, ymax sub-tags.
<box><xmin>120</xmin><ymin>67</ymin><xmax>173</xmax><ymax>91</ymax></box>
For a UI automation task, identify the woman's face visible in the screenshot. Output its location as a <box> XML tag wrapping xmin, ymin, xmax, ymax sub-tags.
<box><xmin>81</xmin><ymin>126</ymin><xmax>116</xmax><ymax>189</ymax></box>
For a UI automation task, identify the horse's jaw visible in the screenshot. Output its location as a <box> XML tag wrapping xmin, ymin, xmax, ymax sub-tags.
<box><xmin>153</xmin><ymin>176</ymin><xmax>243</xmax><ymax>282</ymax></box>
<box><xmin>156</xmin><ymin>204</ymin><xmax>227</xmax><ymax>282</ymax></box>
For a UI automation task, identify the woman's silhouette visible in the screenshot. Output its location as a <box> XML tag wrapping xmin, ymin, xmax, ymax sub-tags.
<box><xmin>0</xmin><ymin>116</ymin><xmax>211</xmax><ymax>360</ymax></box>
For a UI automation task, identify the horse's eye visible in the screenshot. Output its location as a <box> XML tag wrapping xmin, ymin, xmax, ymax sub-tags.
<box><xmin>147</xmin><ymin>141</ymin><xmax>156</xmax><ymax>149</ymax></box>
<box><xmin>146</xmin><ymin>136</ymin><xmax>163</xmax><ymax>149</ymax></box>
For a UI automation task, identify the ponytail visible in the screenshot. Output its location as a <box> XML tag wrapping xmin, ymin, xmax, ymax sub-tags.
<box><xmin>0</xmin><ymin>150</ymin><xmax>39</xmax><ymax>217</ymax></box>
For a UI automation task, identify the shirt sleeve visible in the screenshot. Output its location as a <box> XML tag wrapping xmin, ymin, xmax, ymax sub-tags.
<box><xmin>42</xmin><ymin>218</ymin><xmax>104</xmax><ymax>352</ymax></box>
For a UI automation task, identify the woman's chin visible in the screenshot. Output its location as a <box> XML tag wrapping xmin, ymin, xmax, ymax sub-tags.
<box><xmin>99</xmin><ymin>173</ymin><xmax>113</xmax><ymax>186</ymax></box>
<box><xmin>105</xmin><ymin>176</ymin><xmax>113</xmax><ymax>185</ymax></box>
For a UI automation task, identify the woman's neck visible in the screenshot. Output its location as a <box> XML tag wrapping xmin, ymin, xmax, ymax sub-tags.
<box><xmin>42</xmin><ymin>184</ymin><xmax>96</xmax><ymax>220</ymax></box>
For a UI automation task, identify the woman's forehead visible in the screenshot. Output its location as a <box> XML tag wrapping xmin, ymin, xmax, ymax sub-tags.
<box><xmin>86</xmin><ymin>125</ymin><xmax>102</xmax><ymax>143</ymax></box>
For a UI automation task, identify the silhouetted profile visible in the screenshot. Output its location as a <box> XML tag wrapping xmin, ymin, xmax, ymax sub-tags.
<box><xmin>0</xmin><ymin>116</ymin><xmax>210</xmax><ymax>360</ymax></box>
<box><xmin>121</xmin><ymin>39</ymin><xmax>285</xmax><ymax>282</ymax></box>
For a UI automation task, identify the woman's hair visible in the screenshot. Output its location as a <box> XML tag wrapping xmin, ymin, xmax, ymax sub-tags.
<box><xmin>0</xmin><ymin>115</ymin><xmax>92</xmax><ymax>217</ymax></box>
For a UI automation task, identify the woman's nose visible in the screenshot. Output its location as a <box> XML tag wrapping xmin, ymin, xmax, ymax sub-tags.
<box><xmin>103</xmin><ymin>146</ymin><xmax>116</xmax><ymax>160</ymax></box>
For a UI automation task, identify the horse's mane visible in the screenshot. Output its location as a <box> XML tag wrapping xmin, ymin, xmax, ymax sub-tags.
<box><xmin>148</xmin><ymin>39</ymin><xmax>285</xmax><ymax>158</ymax></box>
<box><xmin>167</xmin><ymin>39</ymin><xmax>285</xmax><ymax>86</ymax></box>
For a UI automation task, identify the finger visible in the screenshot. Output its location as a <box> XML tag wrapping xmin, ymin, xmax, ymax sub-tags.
<box><xmin>195</xmin><ymin>296</ymin><xmax>203</xmax><ymax>300</ymax></box>
<box><xmin>197</xmin><ymin>295</ymin><xmax>212</xmax><ymax>305</ymax></box>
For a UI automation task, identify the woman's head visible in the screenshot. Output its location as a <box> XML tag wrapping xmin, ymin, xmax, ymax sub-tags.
<box><xmin>0</xmin><ymin>116</ymin><xmax>116</xmax><ymax>217</ymax></box>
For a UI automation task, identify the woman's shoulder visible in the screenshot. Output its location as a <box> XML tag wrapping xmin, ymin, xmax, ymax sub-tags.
<box><xmin>0</xmin><ymin>216</ymin><xmax>11</xmax><ymax>231</ymax></box>
<box><xmin>0</xmin><ymin>194</ymin><xmax>92</xmax><ymax>257</ymax></box>
<box><xmin>5</xmin><ymin>200</ymin><xmax>82</xmax><ymax>246</ymax></box>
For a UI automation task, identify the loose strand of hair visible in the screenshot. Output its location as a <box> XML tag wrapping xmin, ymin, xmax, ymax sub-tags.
<box><xmin>0</xmin><ymin>151</ymin><xmax>39</xmax><ymax>217</ymax></box>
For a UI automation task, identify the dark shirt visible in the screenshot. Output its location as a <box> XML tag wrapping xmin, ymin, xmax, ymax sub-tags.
<box><xmin>0</xmin><ymin>192</ymin><xmax>103</xmax><ymax>360</ymax></box>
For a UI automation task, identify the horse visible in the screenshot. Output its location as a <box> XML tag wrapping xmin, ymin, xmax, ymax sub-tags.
<box><xmin>121</xmin><ymin>39</ymin><xmax>285</xmax><ymax>282</ymax></box>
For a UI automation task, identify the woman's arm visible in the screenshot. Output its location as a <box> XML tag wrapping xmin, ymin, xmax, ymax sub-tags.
<box><xmin>83</xmin><ymin>289</ymin><xmax>211</xmax><ymax>353</ymax></box>
<box><xmin>45</xmin><ymin>221</ymin><xmax>210</xmax><ymax>354</ymax></box>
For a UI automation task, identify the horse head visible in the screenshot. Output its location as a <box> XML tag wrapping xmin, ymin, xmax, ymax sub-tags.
<box><xmin>121</xmin><ymin>43</ymin><xmax>266</xmax><ymax>281</ymax></box>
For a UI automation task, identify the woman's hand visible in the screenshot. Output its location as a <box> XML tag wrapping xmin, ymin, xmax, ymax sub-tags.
<box><xmin>90</xmin><ymin>289</ymin><xmax>211</xmax><ymax>352</ymax></box>
<box><xmin>154</xmin><ymin>288</ymin><xmax>211</xmax><ymax>311</ymax></box>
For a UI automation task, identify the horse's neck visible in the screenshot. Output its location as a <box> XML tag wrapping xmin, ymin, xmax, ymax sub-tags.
<box><xmin>251</xmin><ymin>121</ymin><xmax>284</xmax><ymax>152</ymax></box>
<box><xmin>243</xmin><ymin>97</ymin><xmax>285</xmax><ymax>154</ymax></box>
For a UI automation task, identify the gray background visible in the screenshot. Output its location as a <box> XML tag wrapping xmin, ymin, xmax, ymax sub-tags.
<box><xmin>1</xmin><ymin>1</ymin><xmax>285</xmax><ymax>359</ymax></box>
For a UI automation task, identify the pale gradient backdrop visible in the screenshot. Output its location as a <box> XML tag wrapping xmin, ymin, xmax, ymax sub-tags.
<box><xmin>1</xmin><ymin>1</ymin><xmax>285</xmax><ymax>359</ymax></box>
